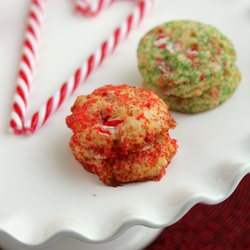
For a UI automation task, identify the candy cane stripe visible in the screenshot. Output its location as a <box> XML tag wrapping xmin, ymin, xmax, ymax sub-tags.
<box><xmin>138</xmin><ymin>0</ymin><xmax>145</xmax><ymax>21</ymax></box>
<box><xmin>126</xmin><ymin>15</ymin><xmax>133</xmax><ymax>36</ymax></box>
<box><xmin>23</xmin><ymin>47</ymin><xmax>35</xmax><ymax>69</ymax></box>
<box><xmin>25</xmin><ymin>33</ymin><xmax>38</xmax><ymax>54</ymax></box>
<box><xmin>36</xmin><ymin>104</ymin><xmax>46</xmax><ymax>130</ymax></box>
<box><xmin>65</xmin><ymin>76</ymin><xmax>75</xmax><ymax>99</ymax></box>
<box><xmin>72</xmin><ymin>69</ymin><xmax>82</xmax><ymax>92</ymax></box>
<box><xmin>24</xmin><ymin>39</ymin><xmax>35</xmax><ymax>55</ymax></box>
<box><xmin>14</xmin><ymin>95</ymin><xmax>26</xmax><ymax>117</ymax></box>
<box><xmin>93</xmin><ymin>48</ymin><xmax>102</xmax><ymax>69</ymax></box>
<box><xmin>106</xmin><ymin>35</ymin><xmax>115</xmax><ymax>56</ymax></box>
<box><xmin>16</xmin><ymin>86</ymin><xmax>27</xmax><ymax>106</ymax></box>
<box><xmin>19</xmin><ymin>70</ymin><xmax>29</xmax><ymax>88</ymax></box>
<box><xmin>27</xmin><ymin>19</ymin><xmax>41</xmax><ymax>40</ymax></box>
<box><xmin>86</xmin><ymin>55</ymin><xmax>94</xmax><ymax>79</ymax></box>
<box><xmin>120</xmin><ymin>21</ymin><xmax>128</xmax><ymax>42</ymax></box>
<box><xmin>30</xmin><ymin>112</ymin><xmax>39</xmax><ymax>132</ymax></box>
<box><xmin>58</xmin><ymin>83</ymin><xmax>68</xmax><ymax>107</ymax></box>
<box><xmin>100</xmin><ymin>41</ymin><xmax>108</xmax><ymax>64</ymax></box>
<box><xmin>17</xmin><ymin>78</ymin><xmax>30</xmax><ymax>101</ymax></box>
<box><xmin>20</xmin><ymin>62</ymin><xmax>32</xmax><ymax>86</ymax></box>
<box><xmin>80</xmin><ymin>62</ymin><xmax>87</xmax><ymax>83</ymax></box>
<box><xmin>131</xmin><ymin>7</ymin><xmax>140</xmax><ymax>30</ymax></box>
<box><xmin>32</xmin><ymin>1</ymin><xmax>45</xmax><ymax>18</ymax></box>
<box><xmin>10</xmin><ymin>114</ymin><xmax>23</xmax><ymax>131</ymax></box>
<box><xmin>49</xmin><ymin>91</ymin><xmax>59</xmax><ymax>114</ymax></box>
<box><xmin>43</xmin><ymin>97</ymin><xmax>53</xmax><ymax>124</ymax></box>
<box><xmin>13</xmin><ymin>103</ymin><xmax>24</xmax><ymax>123</ymax></box>
<box><xmin>22</xmin><ymin>54</ymin><xmax>32</xmax><ymax>70</ymax></box>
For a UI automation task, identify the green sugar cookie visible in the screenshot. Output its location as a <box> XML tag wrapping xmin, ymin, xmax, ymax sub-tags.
<box><xmin>138</xmin><ymin>20</ymin><xmax>237</xmax><ymax>98</ymax></box>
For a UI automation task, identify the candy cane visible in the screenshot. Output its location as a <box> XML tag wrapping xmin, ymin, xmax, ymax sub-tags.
<box><xmin>10</xmin><ymin>0</ymin><xmax>46</xmax><ymax>134</ymax></box>
<box><xmin>9</xmin><ymin>0</ymin><xmax>154</xmax><ymax>135</ymax></box>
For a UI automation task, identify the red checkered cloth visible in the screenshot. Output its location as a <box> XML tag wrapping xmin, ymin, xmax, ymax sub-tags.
<box><xmin>144</xmin><ymin>174</ymin><xmax>250</xmax><ymax>250</ymax></box>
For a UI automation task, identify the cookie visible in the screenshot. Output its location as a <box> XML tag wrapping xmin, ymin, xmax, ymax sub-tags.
<box><xmin>138</xmin><ymin>20</ymin><xmax>241</xmax><ymax>113</ymax></box>
<box><xmin>66</xmin><ymin>84</ymin><xmax>177</xmax><ymax>186</ymax></box>
<box><xmin>138</xmin><ymin>20</ymin><xmax>237</xmax><ymax>98</ymax></box>
<box><xmin>144</xmin><ymin>66</ymin><xmax>241</xmax><ymax>113</ymax></box>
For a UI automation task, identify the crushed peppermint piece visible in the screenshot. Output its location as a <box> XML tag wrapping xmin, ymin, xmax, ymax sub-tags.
<box><xmin>103</xmin><ymin>119</ymin><xmax>124</xmax><ymax>127</ymax></box>
<box><xmin>186</xmin><ymin>48</ymin><xmax>198</xmax><ymax>60</ymax></box>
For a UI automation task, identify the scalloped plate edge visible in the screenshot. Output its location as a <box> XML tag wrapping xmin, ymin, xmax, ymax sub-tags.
<box><xmin>0</xmin><ymin>164</ymin><xmax>249</xmax><ymax>248</ymax></box>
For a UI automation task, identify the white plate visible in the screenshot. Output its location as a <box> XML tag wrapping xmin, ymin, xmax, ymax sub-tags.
<box><xmin>0</xmin><ymin>0</ymin><xmax>250</xmax><ymax>247</ymax></box>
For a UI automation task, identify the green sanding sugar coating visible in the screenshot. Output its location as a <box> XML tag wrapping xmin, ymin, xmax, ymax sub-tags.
<box><xmin>143</xmin><ymin>66</ymin><xmax>241</xmax><ymax>113</ymax></box>
<box><xmin>138</xmin><ymin>20</ymin><xmax>237</xmax><ymax>98</ymax></box>
<box><xmin>137</xmin><ymin>20</ymin><xmax>241</xmax><ymax>113</ymax></box>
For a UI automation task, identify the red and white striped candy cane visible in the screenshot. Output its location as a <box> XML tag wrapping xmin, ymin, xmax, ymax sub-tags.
<box><xmin>10</xmin><ymin>0</ymin><xmax>154</xmax><ymax>135</ymax></box>
<box><xmin>75</xmin><ymin>0</ymin><xmax>115</xmax><ymax>16</ymax></box>
<box><xmin>10</xmin><ymin>0</ymin><xmax>46</xmax><ymax>134</ymax></box>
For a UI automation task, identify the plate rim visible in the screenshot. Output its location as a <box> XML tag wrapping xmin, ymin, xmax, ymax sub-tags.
<box><xmin>0</xmin><ymin>165</ymin><xmax>249</xmax><ymax>248</ymax></box>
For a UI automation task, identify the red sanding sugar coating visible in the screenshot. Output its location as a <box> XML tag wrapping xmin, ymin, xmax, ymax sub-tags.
<box><xmin>66</xmin><ymin>84</ymin><xmax>177</xmax><ymax>186</ymax></box>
